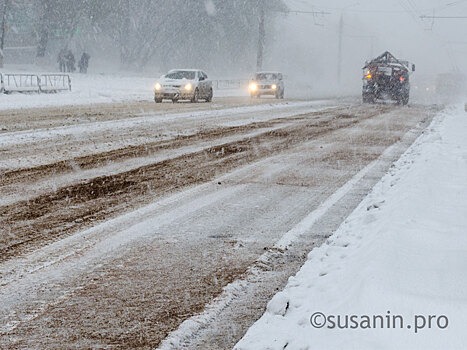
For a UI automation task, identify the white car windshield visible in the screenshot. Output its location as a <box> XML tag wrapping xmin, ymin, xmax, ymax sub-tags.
<box><xmin>166</xmin><ymin>70</ymin><xmax>196</xmax><ymax>80</ymax></box>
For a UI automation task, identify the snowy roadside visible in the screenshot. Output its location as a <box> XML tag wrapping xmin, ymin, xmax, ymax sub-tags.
<box><xmin>0</xmin><ymin>72</ymin><xmax>248</xmax><ymax>110</ymax></box>
<box><xmin>234</xmin><ymin>104</ymin><xmax>467</xmax><ymax>350</ymax></box>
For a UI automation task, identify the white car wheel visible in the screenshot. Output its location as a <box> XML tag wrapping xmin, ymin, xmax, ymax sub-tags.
<box><xmin>191</xmin><ymin>89</ymin><xmax>199</xmax><ymax>103</ymax></box>
<box><xmin>205</xmin><ymin>88</ymin><xmax>213</xmax><ymax>102</ymax></box>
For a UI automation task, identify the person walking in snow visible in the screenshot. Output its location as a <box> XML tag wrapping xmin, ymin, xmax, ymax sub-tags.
<box><xmin>78</xmin><ymin>52</ymin><xmax>90</xmax><ymax>73</ymax></box>
<box><xmin>57</xmin><ymin>48</ymin><xmax>66</xmax><ymax>72</ymax></box>
<box><xmin>65</xmin><ymin>50</ymin><xmax>75</xmax><ymax>72</ymax></box>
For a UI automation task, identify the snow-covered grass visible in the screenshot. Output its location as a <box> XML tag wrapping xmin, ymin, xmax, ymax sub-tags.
<box><xmin>0</xmin><ymin>69</ymin><xmax>249</xmax><ymax>110</ymax></box>
<box><xmin>235</xmin><ymin>105</ymin><xmax>467</xmax><ymax>350</ymax></box>
<box><xmin>0</xmin><ymin>71</ymin><xmax>153</xmax><ymax>109</ymax></box>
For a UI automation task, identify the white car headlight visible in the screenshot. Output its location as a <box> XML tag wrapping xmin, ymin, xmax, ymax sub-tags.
<box><xmin>184</xmin><ymin>83</ymin><xmax>193</xmax><ymax>91</ymax></box>
<box><xmin>272</xmin><ymin>84</ymin><xmax>277</xmax><ymax>90</ymax></box>
<box><xmin>155</xmin><ymin>83</ymin><xmax>162</xmax><ymax>91</ymax></box>
<box><xmin>249</xmin><ymin>82</ymin><xmax>258</xmax><ymax>92</ymax></box>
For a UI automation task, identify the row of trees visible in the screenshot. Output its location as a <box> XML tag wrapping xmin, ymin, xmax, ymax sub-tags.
<box><xmin>0</xmin><ymin>0</ymin><xmax>286</xmax><ymax>72</ymax></box>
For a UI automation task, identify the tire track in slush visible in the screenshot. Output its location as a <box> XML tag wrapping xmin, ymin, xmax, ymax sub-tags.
<box><xmin>0</xmin><ymin>103</ymin><xmax>438</xmax><ymax>350</ymax></box>
<box><xmin>0</xmin><ymin>105</ymin><xmax>390</xmax><ymax>263</ymax></box>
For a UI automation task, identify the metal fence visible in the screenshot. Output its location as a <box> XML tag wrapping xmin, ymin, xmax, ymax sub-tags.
<box><xmin>39</xmin><ymin>74</ymin><xmax>72</xmax><ymax>93</ymax></box>
<box><xmin>212</xmin><ymin>79</ymin><xmax>249</xmax><ymax>90</ymax></box>
<box><xmin>0</xmin><ymin>74</ymin><xmax>40</xmax><ymax>93</ymax></box>
<box><xmin>0</xmin><ymin>73</ymin><xmax>71</xmax><ymax>93</ymax></box>
<box><xmin>0</xmin><ymin>75</ymin><xmax>243</xmax><ymax>93</ymax></box>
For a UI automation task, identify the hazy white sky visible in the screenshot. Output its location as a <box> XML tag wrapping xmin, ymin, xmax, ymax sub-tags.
<box><xmin>270</xmin><ymin>0</ymin><xmax>467</xmax><ymax>92</ymax></box>
<box><xmin>286</xmin><ymin>0</ymin><xmax>467</xmax><ymax>71</ymax></box>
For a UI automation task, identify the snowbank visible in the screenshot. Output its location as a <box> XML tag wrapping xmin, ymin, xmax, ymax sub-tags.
<box><xmin>235</xmin><ymin>105</ymin><xmax>467</xmax><ymax>350</ymax></box>
<box><xmin>0</xmin><ymin>71</ymin><xmax>248</xmax><ymax>110</ymax></box>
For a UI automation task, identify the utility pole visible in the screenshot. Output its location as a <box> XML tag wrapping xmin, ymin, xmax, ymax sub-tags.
<box><xmin>337</xmin><ymin>14</ymin><xmax>343</xmax><ymax>83</ymax></box>
<box><xmin>255</xmin><ymin>5</ymin><xmax>331</xmax><ymax>71</ymax></box>
<box><xmin>256</xmin><ymin>0</ymin><xmax>265</xmax><ymax>71</ymax></box>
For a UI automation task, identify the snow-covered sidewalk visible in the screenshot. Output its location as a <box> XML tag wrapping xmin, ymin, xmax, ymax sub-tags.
<box><xmin>235</xmin><ymin>104</ymin><xmax>467</xmax><ymax>350</ymax></box>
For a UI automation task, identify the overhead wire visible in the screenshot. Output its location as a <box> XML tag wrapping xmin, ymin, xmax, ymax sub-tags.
<box><xmin>432</xmin><ymin>0</ymin><xmax>467</xmax><ymax>12</ymax></box>
<box><xmin>286</xmin><ymin>0</ymin><xmax>464</xmax><ymax>71</ymax></box>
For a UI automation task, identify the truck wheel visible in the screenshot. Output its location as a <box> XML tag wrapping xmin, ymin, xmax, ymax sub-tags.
<box><xmin>155</xmin><ymin>97</ymin><xmax>162</xmax><ymax>103</ymax></box>
<box><xmin>362</xmin><ymin>94</ymin><xmax>374</xmax><ymax>104</ymax></box>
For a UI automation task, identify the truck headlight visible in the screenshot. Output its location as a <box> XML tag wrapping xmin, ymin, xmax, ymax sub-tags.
<box><xmin>155</xmin><ymin>83</ymin><xmax>162</xmax><ymax>91</ymax></box>
<box><xmin>272</xmin><ymin>84</ymin><xmax>277</xmax><ymax>90</ymax></box>
<box><xmin>184</xmin><ymin>83</ymin><xmax>193</xmax><ymax>91</ymax></box>
<box><xmin>249</xmin><ymin>82</ymin><xmax>258</xmax><ymax>92</ymax></box>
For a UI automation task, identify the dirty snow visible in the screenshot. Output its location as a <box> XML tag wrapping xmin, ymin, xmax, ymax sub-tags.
<box><xmin>235</xmin><ymin>105</ymin><xmax>467</xmax><ymax>349</ymax></box>
<box><xmin>2</xmin><ymin>68</ymin><xmax>464</xmax><ymax>349</ymax></box>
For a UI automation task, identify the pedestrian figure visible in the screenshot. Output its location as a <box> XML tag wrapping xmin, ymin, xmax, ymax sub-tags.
<box><xmin>65</xmin><ymin>50</ymin><xmax>75</xmax><ymax>72</ymax></box>
<box><xmin>78</xmin><ymin>52</ymin><xmax>90</xmax><ymax>73</ymax></box>
<box><xmin>57</xmin><ymin>48</ymin><xmax>66</xmax><ymax>72</ymax></box>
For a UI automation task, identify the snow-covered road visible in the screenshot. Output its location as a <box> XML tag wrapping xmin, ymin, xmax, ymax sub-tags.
<box><xmin>0</xmin><ymin>90</ymin><xmax>438</xmax><ymax>349</ymax></box>
<box><xmin>235</xmin><ymin>105</ymin><xmax>467</xmax><ymax>350</ymax></box>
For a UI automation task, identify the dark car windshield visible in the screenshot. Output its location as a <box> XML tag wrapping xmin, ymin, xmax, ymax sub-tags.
<box><xmin>255</xmin><ymin>73</ymin><xmax>278</xmax><ymax>81</ymax></box>
<box><xmin>166</xmin><ymin>70</ymin><xmax>196</xmax><ymax>80</ymax></box>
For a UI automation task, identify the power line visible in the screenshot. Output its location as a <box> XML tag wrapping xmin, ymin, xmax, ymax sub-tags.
<box><xmin>286</xmin><ymin>10</ymin><xmax>331</xmax><ymax>15</ymax></box>
<box><xmin>287</xmin><ymin>0</ymin><xmax>467</xmax><ymax>15</ymax></box>
<box><xmin>286</xmin><ymin>0</ymin><xmax>409</xmax><ymax>14</ymax></box>
<box><xmin>420</xmin><ymin>15</ymin><xmax>467</xmax><ymax>18</ymax></box>
<box><xmin>399</xmin><ymin>0</ymin><xmax>421</xmax><ymax>23</ymax></box>
<box><xmin>432</xmin><ymin>0</ymin><xmax>467</xmax><ymax>12</ymax></box>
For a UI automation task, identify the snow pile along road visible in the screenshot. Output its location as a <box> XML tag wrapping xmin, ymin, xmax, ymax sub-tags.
<box><xmin>235</xmin><ymin>104</ymin><xmax>467</xmax><ymax>350</ymax></box>
<box><xmin>0</xmin><ymin>71</ymin><xmax>247</xmax><ymax>110</ymax></box>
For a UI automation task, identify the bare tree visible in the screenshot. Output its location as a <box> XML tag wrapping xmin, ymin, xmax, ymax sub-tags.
<box><xmin>0</xmin><ymin>0</ymin><xmax>10</xmax><ymax>67</ymax></box>
<box><xmin>9</xmin><ymin>0</ymin><xmax>287</xmax><ymax>71</ymax></box>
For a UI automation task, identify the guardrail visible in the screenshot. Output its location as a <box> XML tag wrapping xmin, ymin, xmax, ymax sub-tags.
<box><xmin>212</xmin><ymin>79</ymin><xmax>249</xmax><ymax>90</ymax></box>
<box><xmin>0</xmin><ymin>73</ymin><xmax>71</xmax><ymax>94</ymax></box>
<box><xmin>1</xmin><ymin>73</ymin><xmax>40</xmax><ymax>93</ymax></box>
<box><xmin>39</xmin><ymin>74</ymin><xmax>71</xmax><ymax>93</ymax></box>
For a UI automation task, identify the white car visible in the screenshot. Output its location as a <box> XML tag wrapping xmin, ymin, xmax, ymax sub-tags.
<box><xmin>248</xmin><ymin>71</ymin><xmax>285</xmax><ymax>99</ymax></box>
<box><xmin>154</xmin><ymin>69</ymin><xmax>213</xmax><ymax>103</ymax></box>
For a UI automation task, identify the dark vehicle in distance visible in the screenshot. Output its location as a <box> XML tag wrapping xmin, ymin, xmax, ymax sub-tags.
<box><xmin>362</xmin><ymin>51</ymin><xmax>415</xmax><ymax>105</ymax></box>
